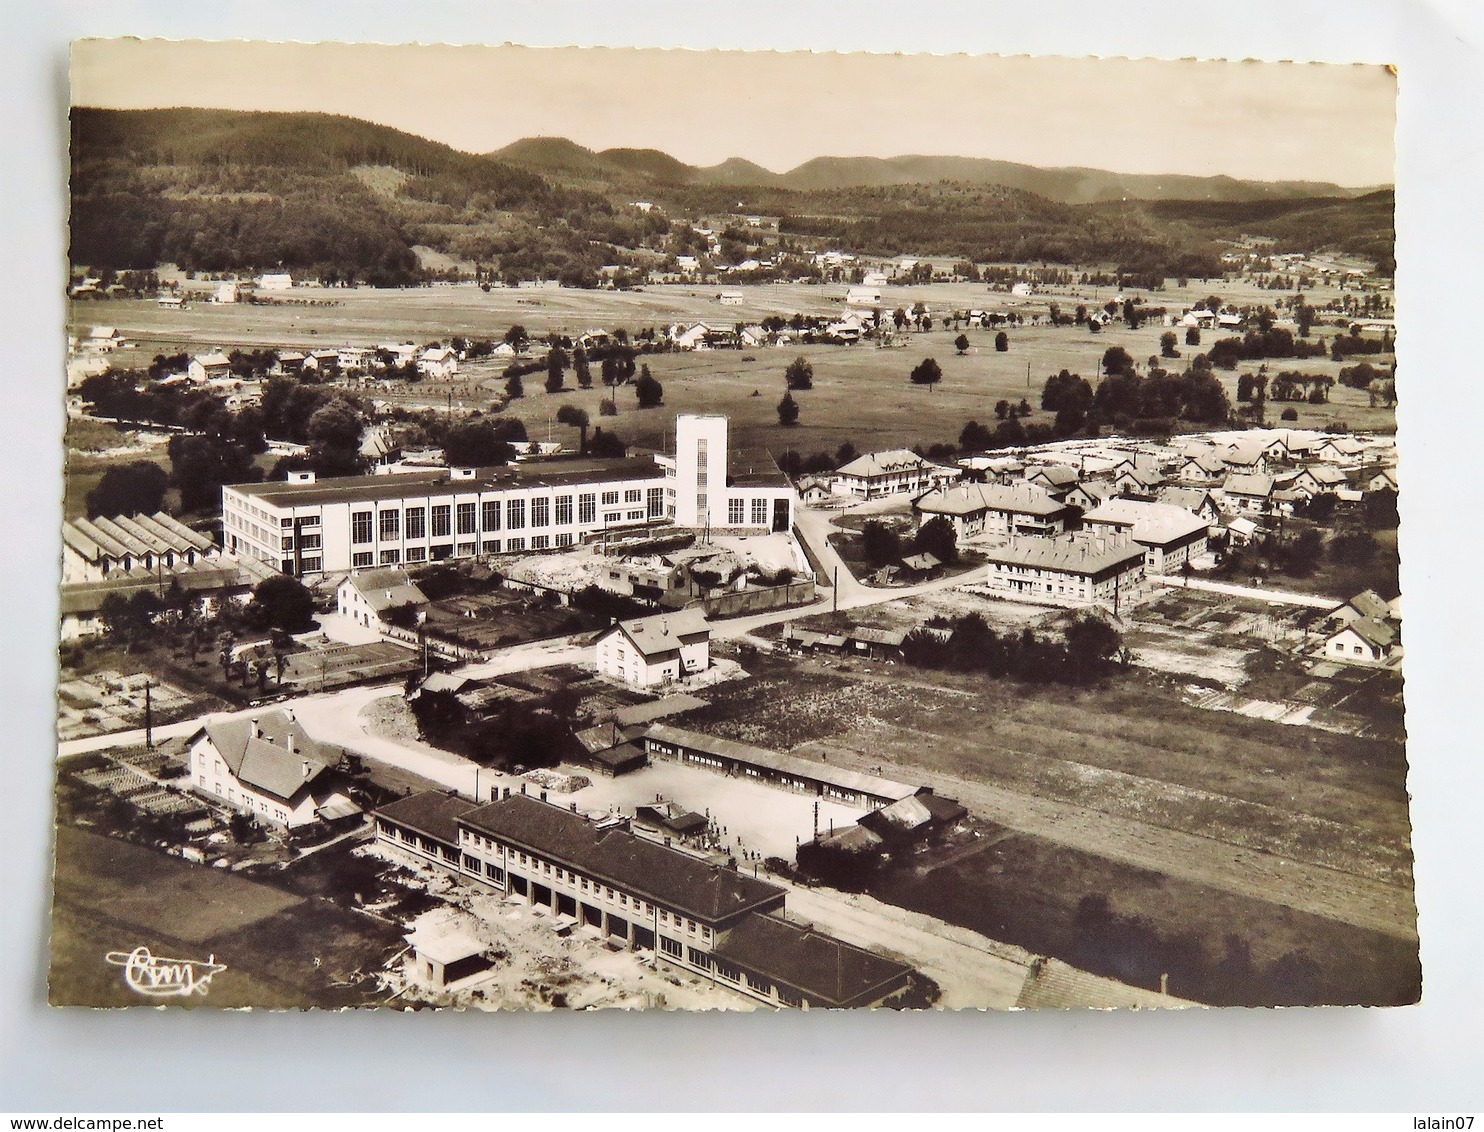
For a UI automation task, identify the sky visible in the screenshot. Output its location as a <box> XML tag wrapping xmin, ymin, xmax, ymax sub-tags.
<box><xmin>70</xmin><ymin>40</ymin><xmax>1396</xmax><ymax>186</ymax></box>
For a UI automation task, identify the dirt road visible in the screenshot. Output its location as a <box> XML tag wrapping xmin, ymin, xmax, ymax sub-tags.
<box><xmin>814</xmin><ymin>743</ymin><xmax>1418</xmax><ymax>943</ymax></box>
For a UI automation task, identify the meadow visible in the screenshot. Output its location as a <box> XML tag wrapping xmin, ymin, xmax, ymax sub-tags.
<box><xmin>69</xmin><ymin>275</ymin><xmax>1396</xmax><ymax>468</ymax></box>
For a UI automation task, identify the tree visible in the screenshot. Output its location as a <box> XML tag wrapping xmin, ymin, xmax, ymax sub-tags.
<box><xmin>504</xmin><ymin>324</ymin><xmax>529</xmax><ymax>351</ymax></box>
<box><xmin>994</xmin><ymin>399</ymin><xmax>1011</xmax><ymax>421</ymax></box>
<box><xmin>861</xmin><ymin>520</ymin><xmax>901</xmax><ymax>567</ymax></box>
<box><xmin>545</xmin><ymin>346</ymin><xmax>567</xmax><ymax>393</ymax></box>
<box><xmin>573</xmin><ymin>346</ymin><xmax>593</xmax><ymax>389</ymax></box>
<box><xmin>555</xmin><ymin>404</ymin><xmax>590</xmax><ymax>454</ymax></box>
<box><xmin>601</xmin><ymin>345</ymin><xmax>636</xmax><ymax>408</ymax></box>
<box><xmin>85</xmin><ymin>460</ymin><xmax>170</xmax><ymax>518</ymax></box>
<box><xmin>168</xmin><ymin>434</ymin><xmax>261</xmax><ymax>513</ymax></box>
<box><xmin>784</xmin><ymin>356</ymin><xmax>814</xmax><ymax>391</ymax></box>
<box><xmin>305</xmin><ymin>398</ymin><xmax>365</xmax><ymax>476</ymax></box>
<box><xmin>443</xmin><ymin>420</ymin><xmax>515</xmax><ymax>467</ymax></box>
<box><xmin>587</xmin><ymin>426</ymin><xmax>628</xmax><ymax>459</ymax></box>
<box><xmin>634</xmin><ymin>366</ymin><xmax>664</xmax><ymax>408</ymax></box>
<box><xmin>835</xmin><ymin>441</ymin><xmax>858</xmax><ymax>466</ymax></box>
<box><xmin>913</xmin><ymin>516</ymin><xmax>957</xmax><ymax>565</ymax></box>
<box><xmin>954</xmin><ymin>333</ymin><xmax>970</xmax><ymax>355</ymax></box>
<box><xmin>1101</xmin><ymin>346</ymin><xmax>1136</xmax><ymax>377</ymax></box>
<box><xmin>994</xmin><ymin>331</ymin><xmax>1009</xmax><ymax>352</ymax></box>
<box><xmin>1160</xmin><ymin>331</ymin><xmax>1180</xmax><ymax>359</ymax></box>
<box><xmin>1286</xmin><ymin>529</ymin><xmax>1324</xmax><ymax>576</ymax></box>
<box><xmin>505</xmin><ymin>372</ymin><xmax>524</xmax><ymax>399</ymax></box>
<box><xmin>909</xmin><ymin>357</ymin><xmax>943</xmax><ymax>392</ymax></box>
<box><xmin>248</xmin><ymin>575</ymin><xmax>316</xmax><ymax>634</ymax></box>
<box><xmin>1185</xmin><ymin>326</ymin><xmax>1201</xmax><ymax>347</ymax></box>
<box><xmin>777</xmin><ymin>391</ymin><xmax>800</xmax><ymax>427</ymax></box>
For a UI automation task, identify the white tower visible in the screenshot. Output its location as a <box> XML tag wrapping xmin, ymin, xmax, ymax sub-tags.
<box><xmin>673</xmin><ymin>414</ymin><xmax>729</xmax><ymax>528</ymax></box>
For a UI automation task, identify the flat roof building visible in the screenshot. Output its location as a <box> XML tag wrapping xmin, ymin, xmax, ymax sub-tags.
<box><xmin>222</xmin><ymin>413</ymin><xmax>795</xmax><ymax>577</ymax></box>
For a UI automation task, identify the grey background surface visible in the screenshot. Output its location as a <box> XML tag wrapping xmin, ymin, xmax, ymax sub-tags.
<box><xmin>2</xmin><ymin>0</ymin><xmax>1480</xmax><ymax>1112</ymax></box>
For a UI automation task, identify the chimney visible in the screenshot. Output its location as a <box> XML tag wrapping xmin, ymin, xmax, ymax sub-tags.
<box><xmin>540</xmin><ymin>790</ymin><xmax>548</xmax><ymax>803</ymax></box>
<box><xmin>301</xmin><ymin>759</ymin><xmax>311</xmax><ymax>779</ymax></box>
<box><xmin>250</xmin><ymin>716</ymin><xmax>260</xmax><ymax>738</ymax></box>
<box><xmin>570</xmin><ymin>802</ymin><xmax>578</xmax><ymax>813</ymax></box>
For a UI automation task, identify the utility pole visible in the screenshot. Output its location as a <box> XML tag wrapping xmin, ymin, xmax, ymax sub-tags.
<box><xmin>832</xmin><ymin>566</ymin><xmax>838</xmax><ymax>613</ymax></box>
<box><xmin>143</xmin><ymin>679</ymin><xmax>153</xmax><ymax>750</ymax></box>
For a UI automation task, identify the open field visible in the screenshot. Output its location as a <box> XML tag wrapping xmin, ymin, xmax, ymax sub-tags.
<box><xmin>69</xmin><ymin>277</ymin><xmax>1396</xmax><ymax>465</ymax></box>
<box><xmin>674</xmin><ymin>649</ymin><xmax>1416</xmax><ymax>1003</ymax></box>
<box><xmin>49</xmin><ymin>827</ymin><xmax>404</xmax><ymax>1008</ymax></box>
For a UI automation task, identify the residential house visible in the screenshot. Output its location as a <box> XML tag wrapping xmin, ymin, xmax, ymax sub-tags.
<box><xmin>718</xmin><ymin>291</ymin><xmax>744</xmax><ymax>306</ymax></box>
<box><xmin>1111</xmin><ymin>466</ymin><xmax>1165</xmax><ymax>498</ymax></box>
<box><xmin>360</xmin><ymin>425</ymin><xmax>401</xmax><ymax>469</ymax></box>
<box><xmin>1327</xmin><ymin>589</ymin><xmax>1393</xmax><ymax>627</ymax></box>
<box><xmin>1155</xmin><ymin>486</ymin><xmax>1222</xmax><ymax>528</ymax></box>
<box><xmin>418</xmin><ymin>346</ymin><xmax>459</xmax><ymax>380</ymax></box>
<box><xmin>1221</xmin><ymin>472</ymin><xmax>1277</xmax><ymax>515</ymax></box>
<box><xmin>594</xmin><ymin>607</ymin><xmax>711</xmax><ymax>688</ymax></box>
<box><xmin>188</xmin><ymin>709</ymin><xmax>357</xmax><ymax>829</ymax></box>
<box><xmin>1221</xmin><ymin>440</ymin><xmax>1269</xmax><ymax>475</ymax></box>
<box><xmin>257</xmin><ymin>273</ymin><xmax>293</xmax><ymax>290</ymax></box>
<box><xmin>1177</xmin><ymin>452</ymin><xmax>1227</xmax><ymax>484</ymax></box>
<box><xmin>1313</xmin><ymin>435</ymin><xmax>1367</xmax><ymax>464</ymax></box>
<box><xmin>1368</xmin><ymin>467</ymin><xmax>1399</xmax><ymax>493</ymax></box>
<box><xmin>1064</xmin><ymin>479</ymin><xmax>1116</xmax><ymax>513</ymax></box>
<box><xmin>1081</xmin><ymin>498</ymin><xmax>1210</xmax><ymax>574</ymax></box>
<box><xmin>1290</xmin><ymin>464</ymin><xmax>1351</xmax><ymax>498</ymax></box>
<box><xmin>912</xmin><ymin>482</ymin><xmax>1069</xmax><ymax>540</ymax></box>
<box><xmin>1324</xmin><ymin>616</ymin><xmax>1400</xmax><ymax>666</ymax></box>
<box><xmin>188</xmin><ymin>353</ymin><xmax>232</xmax><ymax>383</ymax></box>
<box><xmin>831</xmin><ymin>450</ymin><xmax>959</xmax><ymax>500</ymax></box>
<box><xmin>1022</xmin><ymin>464</ymin><xmax>1080</xmax><ymax>499</ymax></box>
<box><xmin>844</xmin><ymin>287</ymin><xmax>882</xmax><ymax>306</ymax></box>
<box><xmin>336</xmin><ymin>567</ymin><xmax>428</xmax><ymax>631</ymax></box>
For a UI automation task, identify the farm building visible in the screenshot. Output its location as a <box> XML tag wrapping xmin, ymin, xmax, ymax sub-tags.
<box><xmin>844</xmin><ymin>287</ymin><xmax>882</xmax><ymax>306</ymax></box>
<box><xmin>418</xmin><ymin>346</ymin><xmax>459</xmax><ymax>379</ymax></box>
<box><xmin>188</xmin><ymin>353</ymin><xmax>232</xmax><ymax>383</ymax></box>
<box><xmin>257</xmin><ymin>273</ymin><xmax>293</xmax><ymax>290</ymax></box>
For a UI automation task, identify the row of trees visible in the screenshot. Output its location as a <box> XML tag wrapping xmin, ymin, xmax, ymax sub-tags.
<box><xmin>901</xmin><ymin>612</ymin><xmax>1126</xmax><ymax>686</ymax></box>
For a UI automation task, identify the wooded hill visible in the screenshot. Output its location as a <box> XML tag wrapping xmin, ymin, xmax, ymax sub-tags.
<box><xmin>70</xmin><ymin>108</ymin><xmax>1393</xmax><ymax>283</ymax></box>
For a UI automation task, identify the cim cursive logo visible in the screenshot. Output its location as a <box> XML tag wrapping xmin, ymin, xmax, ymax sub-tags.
<box><xmin>104</xmin><ymin>946</ymin><xmax>226</xmax><ymax>998</ymax></box>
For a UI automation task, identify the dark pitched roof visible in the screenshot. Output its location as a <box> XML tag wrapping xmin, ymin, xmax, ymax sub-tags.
<box><xmin>1339</xmin><ymin>589</ymin><xmax>1391</xmax><ymax>621</ymax></box>
<box><xmin>715</xmin><ymin>913</ymin><xmax>913</xmax><ymax>1008</ymax></box>
<box><xmin>459</xmin><ymin>793</ymin><xmax>785</xmax><ymax>924</ymax></box>
<box><xmin>602</xmin><ymin>607</ymin><xmax>710</xmax><ymax>658</ymax></box>
<box><xmin>375</xmin><ymin>791</ymin><xmax>480</xmax><ymax>846</ymax></box>
<box><xmin>200</xmin><ymin>710</ymin><xmax>332</xmax><ymax>802</ymax></box>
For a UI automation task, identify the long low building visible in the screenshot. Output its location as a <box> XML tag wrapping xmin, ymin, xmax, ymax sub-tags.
<box><xmin>639</xmin><ymin>722</ymin><xmax>921</xmax><ymax>809</ymax></box>
<box><xmin>223</xmin><ymin>413</ymin><xmax>795</xmax><ymax>577</ymax></box>
<box><xmin>977</xmin><ymin>530</ymin><xmax>1147</xmax><ymax>609</ymax></box>
<box><xmin>62</xmin><ymin>512</ymin><xmax>219</xmax><ymax>583</ymax></box>
<box><xmin>374</xmin><ymin>790</ymin><xmax>915</xmax><ymax>1008</ymax></box>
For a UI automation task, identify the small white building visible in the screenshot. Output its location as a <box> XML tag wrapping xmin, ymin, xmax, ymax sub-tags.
<box><xmin>419</xmin><ymin>346</ymin><xmax>459</xmax><ymax>380</ymax></box>
<box><xmin>1324</xmin><ymin>617</ymin><xmax>1399</xmax><ymax>666</ymax></box>
<box><xmin>257</xmin><ymin>273</ymin><xmax>294</xmax><ymax>291</ymax></box>
<box><xmin>213</xmin><ymin>282</ymin><xmax>241</xmax><ymax>304</ymax></box>
<box><xmin>594</xmin><ymin>607</ymin><xmax>711</xmax><ymax>688</ymax></box>
<box><xmin>844</xmin><ymin>287</ymin><xmax>882</xmax><ymax>307</ymax></box>
<box><xmin>186</xmin><ymin>353</ymin><xmax>231</xmax><ymax>383</ymax></box>
<box><xmin>188</xmin><ymin>710</ymin><xmax>356</xmax><ymax>829</ymax></box>
<box><xmin>718</xmin><ymin>291</ymin><xmax>744</xmax><ymax>306</ymax></box>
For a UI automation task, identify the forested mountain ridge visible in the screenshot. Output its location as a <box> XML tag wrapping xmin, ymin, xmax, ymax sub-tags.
<box><xmin>70</xmin><ymin>108</ymin><xmax>1392</xmax><ymax>283</ymax></box>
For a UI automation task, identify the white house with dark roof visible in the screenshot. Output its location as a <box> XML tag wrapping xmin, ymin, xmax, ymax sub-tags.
<box><xmin>594</xmin><ymin>607</ymin><xmax>711</xmax><ymax>688</ymax></box>
<box><xmin>830</xmin><ymin>449</ymin><xmax>959</xmax><ymax>500</ymax></box>
<box><xmin>1324</xmin><ymin>616</ymin><xmax>1400</xmax><ymax>666</ymax></box>
<box><xmin>1291</xmin><ymin>464</ymin><xmax>1351</xmax><ymax>498</ymax></box>
<box><xmin>1368</xmin><ymin>467</ymin><xmax>1399</xmax><ymax>493</ymax></box>
<box><xmin>336</xmin><ymin>567</ymin><xmax>429</xmax><ymax>631</ymax></box>
<box><xmin>188</xmin><ymin>709</ymin><xmax>356</xmax><ymax>828</ymax></box>
<box><xmin>1081</xmin><ymin>498</ymin><xmax>1210</xmax><ymax>574</ymax></box>
<box><xmin>912</xmin><ymin>482</ymin><xmax>1069</xmax><ymax>540</ymax></box>
<box><xmin>1177</xmin><ymin>451</ymin><xmax>1228</xmax><ymax>484</ymax></box>
<box><xmin>1022</xmin><ymin>464</ymin><xmax>1080</xmax><ymax>498</ymax></box>
<box><xmin>1156</xmin><ymin>485</ymin><xmax>1222</xmax><ymax>527</ymax></box>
